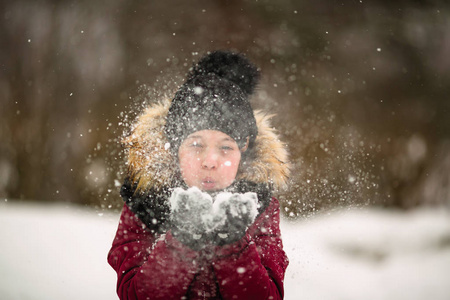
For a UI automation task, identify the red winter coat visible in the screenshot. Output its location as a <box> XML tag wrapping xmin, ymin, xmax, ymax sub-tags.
<box><xmin>108</xmin><ymin>196</ymin><xmax>288</xmax><ymax>300</ymax></box>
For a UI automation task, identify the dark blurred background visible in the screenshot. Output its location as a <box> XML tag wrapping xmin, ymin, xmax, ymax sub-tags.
<box><xmin>1</xmin><ymin>0</ymin><xmax>449</xmax><ymax>217</ymax></box>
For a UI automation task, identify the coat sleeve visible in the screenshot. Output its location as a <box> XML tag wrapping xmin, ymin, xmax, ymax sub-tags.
<box><xmin>107</xmin><ymin>204</ymin><xmax>200</xmax><ymax>300</ymax></box>
<box><xmin>211</xmin><ymin>197</ymin><xmax>289</xmax><ymax>300</ymax></box>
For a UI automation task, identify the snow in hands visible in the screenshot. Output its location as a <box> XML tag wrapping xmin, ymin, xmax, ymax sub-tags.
<box><xmin>169</xmin><ymin>186</ymin><xmax>259</xmax><ymax>248</ymax></box>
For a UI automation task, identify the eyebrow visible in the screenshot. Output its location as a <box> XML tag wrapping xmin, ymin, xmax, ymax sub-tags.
<box><xmin>221</xmin><ymin>137</ymin><xmax>234</xmax><ymax>142</ymax></box>
<box><xmin>185</xmin><ymin>135</ymin><xmax>203</xmax><ymax>140</ymax></box>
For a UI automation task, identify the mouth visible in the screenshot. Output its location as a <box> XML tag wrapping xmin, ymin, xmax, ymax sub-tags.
<box><xmin>201</xmin><ymin>177</ymin><xmax>216</xmax><ymax>190</ymax></box>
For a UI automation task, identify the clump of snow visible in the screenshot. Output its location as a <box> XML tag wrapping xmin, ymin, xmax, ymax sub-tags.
<box><xmin>209</xmin><ymin>191</ymin><xmax>258</xmax><ymax>227</ymax></box>
<box><xmin>193</xmin><ymin>86</ymin><xmax>204</xmax><ymax>95</ymax></box>
<box><xmin>169</xmin><ymin>186</ymin><xmax>213</xmax><ymax>212</ymax></box>
<box><xmin>1</xmin><ymin>201</ymin><xmax>449</xmax><ymax>300</ymax></box>
<box><xmin>169</xmin><ymin>186</ymin><xmax>258</xmax><ymax>233</ymax></box>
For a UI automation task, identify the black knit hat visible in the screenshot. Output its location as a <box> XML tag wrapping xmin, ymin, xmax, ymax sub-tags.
<box><xmin>164</xmin><ymin>51</ymin><xmax>260</xmax><ymax>151</ymax></box>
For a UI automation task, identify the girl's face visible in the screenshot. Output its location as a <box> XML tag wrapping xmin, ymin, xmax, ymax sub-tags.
<box><xmin>178</xmin><ymin>130</ymin><xmax>243</xmax><ymax>192</ymax></box>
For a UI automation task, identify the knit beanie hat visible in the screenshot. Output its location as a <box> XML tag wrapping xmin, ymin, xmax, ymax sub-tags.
<box><xmin>164</xmin><ymin>50</ymin><xmax>260</xmax><ymax>152</ymax></box>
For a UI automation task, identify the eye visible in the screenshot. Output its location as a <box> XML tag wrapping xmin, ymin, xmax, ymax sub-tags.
<box><xmin>190</xmin><ymin>141</ymin><xmax>203</xmax><ymax>148</ymax></box>
<box><xmin>221</xmin><ymin>145</ymin><xmax>234</xmax><ymax>152</ymax></box>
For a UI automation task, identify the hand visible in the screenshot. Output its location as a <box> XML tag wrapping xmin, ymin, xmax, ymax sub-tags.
<box><xmin>169</xmin><ymin>187</ymin><xmax>213</xmax><ymax>249</ymax></box>
<box><xmin>207</xmin><ymin>192</ymin><xmax>258</xmax><ymax>245</ymax></box>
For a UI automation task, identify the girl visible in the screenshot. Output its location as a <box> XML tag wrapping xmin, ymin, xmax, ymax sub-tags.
<box><xmin>108</xmin><ymin>51</ymin><xmax>290</xmax><ymax>299</ymax></box>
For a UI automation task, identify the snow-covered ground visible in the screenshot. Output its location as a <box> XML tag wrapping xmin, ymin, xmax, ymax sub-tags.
<box><xmin>1</xmin><ymin>201</ymin><xmax>449</xmax><ymax>300</ymax></box>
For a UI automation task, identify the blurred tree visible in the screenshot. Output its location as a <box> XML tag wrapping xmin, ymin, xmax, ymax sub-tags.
<box><xmin>1</xmin><ymin>0</ymin><xmax>449</xmax><ymax>215</ymax></box>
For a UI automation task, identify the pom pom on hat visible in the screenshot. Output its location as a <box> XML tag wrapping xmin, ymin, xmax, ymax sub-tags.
<box><xmin>186</xmin><ymin>50</ymin><xmax>260</xmax><ymax>96</ymax></box>
<box><xmin>164</xmin><ymin>51</ymin><xmax>259</xmax><ymax>151</ymax></box>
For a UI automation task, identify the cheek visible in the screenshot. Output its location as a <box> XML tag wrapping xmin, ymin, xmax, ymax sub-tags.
<box><xmin>222</xmin><ymin>154</ymin><xmax>241</xmax><ymax>176</ymax></box>
<box><xmin>178</xmin><ymin>153</ymin><xmax>200</xmax><ymax>187</ymax></box>
<box><xmin>179</xmin><ymin>153</ymin><xmax>199</xmax><ymax>171</ymax></box>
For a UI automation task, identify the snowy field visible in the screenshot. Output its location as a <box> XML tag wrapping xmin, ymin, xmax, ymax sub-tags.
<box><xmin>1</xmin><ymin>201</ymin><xmax>449</xmax><ymax>300</ymax></box>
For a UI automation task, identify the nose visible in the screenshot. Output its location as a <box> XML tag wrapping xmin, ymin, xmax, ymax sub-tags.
<box><xmin>201</xmin><ymin>149</ymin><xmax>218</xmax><ymax>170</ymax></box>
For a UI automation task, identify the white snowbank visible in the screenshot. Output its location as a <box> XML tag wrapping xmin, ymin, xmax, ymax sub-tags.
<box><xmin>1</xmin><ymin>201</ymin><xmax>449</xmax><ymax>300</ymax></box>
<box><xmin>0</xmin><ymin>202</ymin><xmax>119</xmax><ymax>300</ymax></box>
<box><xmin>282</xmin><ymin>207</ymin><xmax>450</xmax><ymax>300</ymax></box>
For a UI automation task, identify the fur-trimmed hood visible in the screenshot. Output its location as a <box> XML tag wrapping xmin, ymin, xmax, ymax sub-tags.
<box><xmin>122</xmin><ymin>98</ymin><xmax>290</xmax><ymax>193</ymax></box>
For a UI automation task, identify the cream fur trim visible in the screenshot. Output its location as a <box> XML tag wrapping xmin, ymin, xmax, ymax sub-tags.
<box><xmin>122</xmin><ymin>99</ymin><xmax>290</xmax><ymax>191</ymax></box>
